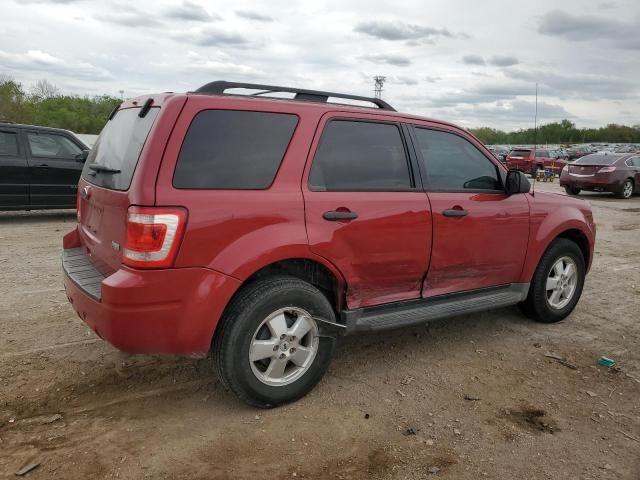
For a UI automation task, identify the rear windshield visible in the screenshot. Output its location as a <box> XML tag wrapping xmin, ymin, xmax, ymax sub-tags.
<box><xmin>510</xmin><ymin>149</ymin><xmax>531</xmax><ymax>156</ymax></box>
<box><xmin>574</xmin><ymin>154</ymin><xmax>619</xmax><ymax>165</ymax></box>
<box><xmin>82</xmin><ymin>107</ymin><xmax>159</xmax><ymax>191</ymax></box>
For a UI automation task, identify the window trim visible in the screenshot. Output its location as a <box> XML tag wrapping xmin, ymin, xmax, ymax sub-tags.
<box><xmin>0</xmin><ymin>129</ymin><xmax>20</xmax><ymax>157</ymax></box>
<box><xmin>307</xmin><ymin>117</ymin><xmax>418</xmax><ymax>193</ymax></box>
<box><xmin>409</xmin><ymin>125</ymin><xmax>506</xmax><ymax>194</ymax></box>
<box><xmin>172</xmin><ymin>109</ymin><xmax>300</xmax><ymax>191</ymax></box>
<box><xmin>625</xmin><ymin>157</ymin><xmax>639</xmax><ymax>167</ymax></box>
<box><xmin>26</xmin><ymin>131</ymin><xmax>83</xmax><ymax>161</ymax></box>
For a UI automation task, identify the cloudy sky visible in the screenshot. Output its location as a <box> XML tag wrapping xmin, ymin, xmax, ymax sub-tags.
<box><xmin>1</xmin><ymin>0</ymin><xmax>639</xmax><ymax>130</ymax></box>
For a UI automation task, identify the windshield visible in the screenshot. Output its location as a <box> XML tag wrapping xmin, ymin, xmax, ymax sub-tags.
<box><xmin>82</xmin><ymin>107</ymin><xmax>159</xmax><ymax>191</ymax></box>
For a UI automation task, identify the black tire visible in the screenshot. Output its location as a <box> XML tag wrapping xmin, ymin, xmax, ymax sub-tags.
<box><xmin>519</xmin><ymin>238</ymin><xmax>586</xmax><ymax>323</ymax></box>
<box><xmin>564</xmin><ymin>185</ymin><xmax>581</xmax><ymax>195</ymax></box>
<box><xmin>615</xmin><ymin>179</ymin><xmax>634</xmax><ymax>199</ymax></box>
<box><xmin>213</xmin><ymin>276</ymin><xmax>336</xmax><ymax>408</ymax></box>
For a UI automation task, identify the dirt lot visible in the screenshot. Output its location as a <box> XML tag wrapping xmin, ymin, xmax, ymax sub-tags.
<box><xmin>1</xmin><ymin>181</ymin><xmax>639</xmax><ymax>479</ymax></box>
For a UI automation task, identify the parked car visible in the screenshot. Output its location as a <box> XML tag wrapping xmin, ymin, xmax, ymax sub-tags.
<box><xmin>62</xmin><ymin>81</ymin><xmax>596</xmax><ymax>407</ymax></box>
<box><xmin>505</xmin><ymin>148</ymin><xmax>567</xmax><ymax>175</ymax></box>
<box><xmin>560</xmin><ymin>153</ymin><xmax>640</xmax><ymax>199</ymax></box>
<box><xmin>0</xmin><ymin>122</ymin><xmax>89</xmax><ymax>210</ymax></box>
<box><xmin>487</xmin><ymin>145</ymin><xmax>509</xmax><ymax>163</ymax></box>
<box><xmin>566</xmin><ymin>145</ymin><xmax>591</xmax><ymax>161</ymax></box>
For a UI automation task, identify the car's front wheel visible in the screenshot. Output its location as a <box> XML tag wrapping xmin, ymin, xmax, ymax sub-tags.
<box><xmin>213</xmin><ymin>276</ymin><xmax>336</xmax><ymax>408</ymax></box>
<box><xmin>565</xmin><ymin>185</ymin><xmax>581</xmax><ymax>195</ymax></box>
<box><xmin>519</xmin><ymin>238</ymin><xmax>586</xmax><ymax>323</ymax></box>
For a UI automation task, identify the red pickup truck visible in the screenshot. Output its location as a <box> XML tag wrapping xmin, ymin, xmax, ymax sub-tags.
<box><xmin>62</xmin><ymin>81</ymin><xmax>596</xmax><ymax>407</ymax></box>
<box><xmin>506</xmin><ymin>148</ymin><xmax>568</xmax><ymax>175</ymax></box>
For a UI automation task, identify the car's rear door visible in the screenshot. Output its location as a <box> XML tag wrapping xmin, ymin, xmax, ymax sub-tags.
<box><xmin>26</xmin><ymin>130</ymin><xmax>84</xmax><ymax>208</ymax></box>
<box><xmin>0</xmin><ymin>127</ymin><xmax>28</xmax><ymax>208</ymax></box>
<box><xmin>409</xmin><ymin>124</ymin><xmax>530</xmax><ymax>297</ymax></box>
<box><xmin>303</xmin><ymin>113</ymin><xmax>432</xmax><ymax>309</ymax></box>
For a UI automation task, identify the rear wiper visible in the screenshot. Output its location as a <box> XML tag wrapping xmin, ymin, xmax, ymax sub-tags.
<box><xmin>88</xmin><ymin>164</ymin><xmax>121</xmax><ymax>174</ymax></box>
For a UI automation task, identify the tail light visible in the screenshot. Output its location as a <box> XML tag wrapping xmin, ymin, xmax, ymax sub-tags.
<box><xmin>561</xmin><ymin>165</ymin><xmax>568</xmax><ymax>173</ymax></box>
<box><xmin>598</xmin><ymin>166</ymin><xmax>616</xmax><ymax>173</ymax></box>
<box><xmin>123</xmin><ymin>206</ymin><xmax>187</xmax><ymax>269</ymax></box>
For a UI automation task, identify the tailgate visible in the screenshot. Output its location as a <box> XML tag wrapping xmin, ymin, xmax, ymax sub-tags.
<box><xmin>77</xmin><ymin>105</ymin><xmax>161</xmax><ymax>272</ymax></box>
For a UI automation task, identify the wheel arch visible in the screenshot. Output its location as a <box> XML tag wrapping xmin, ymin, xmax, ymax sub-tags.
<box><xmin>210</xmin><ymin>256</ymin><xmax>348</xmax><ymax>343</ymax></box>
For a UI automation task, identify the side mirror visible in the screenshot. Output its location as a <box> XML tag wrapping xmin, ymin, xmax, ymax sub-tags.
<box><xmin>76</xmin><ymin>149</ymin><xmax>90</xmax><ymax>162</ymax></box>
<box><xmin>505</xmin><ymin>170</ymin><xmax>531</xmax><ymax>195</ymax></box>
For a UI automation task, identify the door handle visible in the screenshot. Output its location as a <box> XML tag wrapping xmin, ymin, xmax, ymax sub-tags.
<box><xmin>442</xmin><ymin>208</ymin><xmax>468</xmax><ymax>217</ymax></box>
<box><xmin>323</xmin><ymin>210</ymin><xmax>358</xmax><ymax>221</ymax></box>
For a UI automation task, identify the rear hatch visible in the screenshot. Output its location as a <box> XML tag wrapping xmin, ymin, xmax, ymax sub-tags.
<box><xmin>77</xmin><ymin>106</ymin><xmax>160</xmax><ymax>273</ymax></box>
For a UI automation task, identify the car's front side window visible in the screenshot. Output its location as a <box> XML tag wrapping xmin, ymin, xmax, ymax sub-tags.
<box><xmin>414</xmin><ymin>128</ymin><xmax>501</xmax><ymax>191</ymax></box>
<box><xmin>27</xmin><ymin>132</ymin><xmax>82</xmax><ymax>159</ymax></box>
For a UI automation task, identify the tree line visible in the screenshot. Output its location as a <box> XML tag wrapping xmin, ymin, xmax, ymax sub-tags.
<box><xmin>0</xmin><ymin>77</ymin><xmax>120</xmax><ymax>134</ymax></box>
<box><xmin>1</xmin><ymin>77</ymin><xmax>639</xmax><ymax>143</ymax></box>
<box><xmin>470</xmin><ymin>119</ymin><xmax>640</xmax><ymax>145</ymax></box>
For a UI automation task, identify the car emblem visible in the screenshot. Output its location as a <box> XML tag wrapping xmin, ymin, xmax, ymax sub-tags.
<box><xmin>81</xmin><ymin>186</ymin><xmax>91</xmax><ymax>199</ymax></box>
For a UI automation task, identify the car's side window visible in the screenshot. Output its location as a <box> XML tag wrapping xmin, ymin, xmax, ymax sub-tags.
<box><xmin>628</xmin><ymin>156</ymin><xmax>640</xmax><ymax>167</ymax></box>
<box><xmin>27</xmin><ymin>133</ymin><xmax>82</xmax><ymax>159</ymax></box>
<box><xmin>414</xmin><ymin>128</ymin><xmax>501</xmax><ymax>191</ymax></box>
<box><xmin>0</xmin><ymin>131</ymin><xmax>19</xmax><ymax>156</ymax></box>
<box><xmin>309</xmin><ymin>120</ymin><xmax>412</xmax><ymax>191</ymax></box>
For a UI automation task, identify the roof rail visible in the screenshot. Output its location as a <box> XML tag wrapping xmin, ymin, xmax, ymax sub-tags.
<box><xmin>194</xmin><ymin>80</ymin><xmax>396</xmax><ymax>111</ymax></box>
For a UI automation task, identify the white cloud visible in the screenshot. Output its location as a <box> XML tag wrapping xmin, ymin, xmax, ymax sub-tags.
<box><xmin>1</xmin><ymin>0</ymin><xmax>638</xmax><ymax>129</ymax></box>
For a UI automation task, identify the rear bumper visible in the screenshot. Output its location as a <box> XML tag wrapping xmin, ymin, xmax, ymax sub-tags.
<box><xmin>560</xmin><ymin>176</ymin><xmax>622</xmax><ymax>192</ymax></box>
<box><xmin>62</xmin><ymin>241</ymin><xmax>241</xmax><ymax>356</ymax></box>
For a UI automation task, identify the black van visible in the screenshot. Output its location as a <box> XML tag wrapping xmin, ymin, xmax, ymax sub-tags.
<box><xmin>0</xmin><ymin>123</ymin><xmax>89</xmax><ymax>210</ymax></box>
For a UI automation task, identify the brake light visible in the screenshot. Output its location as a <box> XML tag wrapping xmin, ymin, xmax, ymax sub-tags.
<box><xmin>123</xmin><ymin>206</ymin><xmax>187</xmax><ymax>269</ymax></box>
<box><xmin>598</xmin><ymin>166</ymin><xmax>616</xmax><ymax>173</ymax></box>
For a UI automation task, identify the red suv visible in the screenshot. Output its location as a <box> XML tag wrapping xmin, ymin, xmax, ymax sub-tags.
<box><xmin>505</xmin><ymin>148</ymin><xmax>567</xmax><ymax>175</ymax></box>
<box><xmin>63</xmin><ymin>81</ymin><xmax>596</xmax><ymax>407</ymax></box>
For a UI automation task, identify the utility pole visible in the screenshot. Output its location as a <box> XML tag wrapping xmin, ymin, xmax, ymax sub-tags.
<box><xmin>533</xmin><ymin>82</ymin><xmax>538</xmax><ymax>151</ymax></box>
<box><xmin>374</xmin><ymin>76</ymin><xmax>386</xmax><ymax>99</ymax></box>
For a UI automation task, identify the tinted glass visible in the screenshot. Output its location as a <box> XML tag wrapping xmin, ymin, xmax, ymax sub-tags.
<box><xmin>510</xmin><ymin>149</ymin><xmax>531</xmax><ymax>157</ymax></box>
<box><xmin>0</xmin><ymin>131</ymin><xmax>18</xmax><ymax>156</ymax></box>
<box><xmin>174</xmin><ymin>110</ymin><xmax>298</xmax><ymax>189</ymax></box>
<box><xmin>28</xmin><ymin>133</ymin><xmax>82</xmax><ymax>159</ymax></box>
<box><xmin>309</xmin><ymin>120</ymin><xmax>411</xmax><ymax>191</ymax></box>
<box><xmin>574</xmin><ymin>154</ymin><xmax>619</xmax><ymax>165</ymax></box>
<box><xmin>536</xmin><ymin>150</ymin><xmax>550</xmax><ymax>158</ymax></box>
<box><xmin>83</xmin><ymin>107</ymin><xmax>159</xmax><ymax>191</ymax></box>
<box><xmin>414</xmin><ymin>128</ymin><xmax>501</xmax><ymax>191</ymax></box>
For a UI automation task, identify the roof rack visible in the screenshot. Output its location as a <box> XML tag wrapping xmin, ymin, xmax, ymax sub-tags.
<box><xmin>194</xmin><ymin>80</ymin><xmax>396</xmax><ymax>111</ymax></box>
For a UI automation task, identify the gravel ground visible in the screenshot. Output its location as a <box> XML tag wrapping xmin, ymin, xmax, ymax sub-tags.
<box><xmin>1</xmin><ymin>181</ymin><xmax>639</xmax><ymax>479</ymax></box>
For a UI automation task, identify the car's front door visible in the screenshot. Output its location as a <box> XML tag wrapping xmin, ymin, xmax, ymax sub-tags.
<box><xmin>303</xmin><ymin>115</ymin><xmax>432</xmax><ymax>309</ymax></box>
<box><xmin>0</xmin><ymin>128</ymin><xmax>28</xmax><ymax>209</ymax></box>
<box><xmin>26</xmin><ymin>130</ymin><xmax>84</xmax><ymax>208</ymax></box>
<box><xmin>410</xmin><ymin>125</ymin><xmax>531</xmax><ymax>298</ymax></box>
<box><xmin>628</xmin><ymin>156</ymin><xmax>640</xmax><ymax>192</ymax></box>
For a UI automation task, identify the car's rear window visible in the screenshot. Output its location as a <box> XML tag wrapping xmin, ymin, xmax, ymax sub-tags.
<box><xmin>574</xmin><ymin>154</ymin><xmax>619</xmax><ymax>165</ymax></box>
<box><xmin>510</xmin><ymin>149</ymin><xmax>531</xmax><ymax>156</ymax></box>
<box><xmin>173</xmin><ymin>110</ymin><xmax>298</xmax><ymax>189</ymax></box>
<box><xmin>82</xmin><ymin>107</ymin><xmax>159</xmax><ymax>191</ymax></box>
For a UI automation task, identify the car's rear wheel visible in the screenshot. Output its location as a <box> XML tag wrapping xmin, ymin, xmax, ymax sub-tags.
<box><xmin>616</xmin><ymin>179</ymin><xmax>634</xmax><ymax>199</ymax></box>
<box><xmin>519</xmin><ymin>238</ymin><xmax>585</xmax><ymax>323</ymax></box>
<box><xmin>213</xmin><ymin>276</ymin><xmax>336</xmax><ymax>408</ymax></box>
<box><xmin>565</xmin><ymin>185</ymin><xmax>581</xmax><ymax>195</ymax></box>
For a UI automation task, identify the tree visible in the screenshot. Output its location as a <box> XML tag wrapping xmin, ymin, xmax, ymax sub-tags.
<box><xmin>31</xmin><ymin>79</ymin><xmax>60</xmax><ymax>99</ymax></box>
<box><xmin>0</xmin><ymin>76</ymin><xmax>30</xmax><ymax>123</ymax></box>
